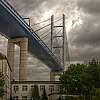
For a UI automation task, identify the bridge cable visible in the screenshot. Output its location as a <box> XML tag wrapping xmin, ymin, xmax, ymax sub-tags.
<box><xmin>41</xmin><ymin>27</ymin><xmax>62</xmax><ymax>41</ymax></box>
<box><xmin>37</xmin><ymin>21</ymin><xmax>61</xmax><ymax>37</ymax></box>
<box><xmin>39</xmin><ymin>28</ymin><xmax>51</xmax><ymax>37</ymax></box>
<box><xmin>36</xmin><ymin>21</ymin><xmax>62</xmax><ymax>40</ymax></box>
<box><xmin>41</xmin><ymin>31</ymin><xmax>51</xmax><ymax>40</ymax></box>
<box><xmin>34</xmin><ymin>18</ymin><xmax>62</xmax><ymax>32</ymax></box>
<box><xmin>31</xmin><ymin>16</ymin><xmax>61</xmax><ymax>26</ymax></box>
<box><xmin>31</xmin><ymin>18</ymin><xmax>51</xmax><ymax>26</ymax></box>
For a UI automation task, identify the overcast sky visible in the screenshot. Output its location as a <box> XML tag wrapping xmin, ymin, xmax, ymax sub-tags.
<box><xmin>0</xmin><ymin>0</ymin><xmax>100</xmax><ymax>80</ymax></box>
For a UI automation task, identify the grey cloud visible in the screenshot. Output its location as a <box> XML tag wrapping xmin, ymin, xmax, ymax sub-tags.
<box><xmin>8</xmin><ymin>0</ymin><xmax>61</xmax><ymax>16</ymax></box>
<box><xmin>70</xmin><ymin>45</ymin><xmax>100</xmax><ymax>61</ymax></box>
<box><xmin>9</xmin><ymin>0</ymin><xmax>46</xmax><ymax>12</ymax></box>
<box><xmin>78</xmin><ymin>0</ymin><xmax>100</xmax><ymax>15</ymax></box>
<box><xmin>71</xmin><ymin>16</ymin><xmax>100</xmax><ymax>47</ymax></box>
<box><xmin>3</xmin><ymin>0</ymin><xmax>100</xmax><ymax>79</ymax></box>
<box><xmin>69</xmin><ymin>14</ymin><xmax>100</xmax><ymax>61</ymax></box>
<box><xmin>7</xmin><ymin>0</ymin><xmax>100</xmax><ymax>63</ymax></box>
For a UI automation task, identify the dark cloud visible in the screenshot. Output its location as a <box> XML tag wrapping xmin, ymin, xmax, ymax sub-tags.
<box><xmin>8</xmin><ymin>0</ymin><xmax>61</xmax><ymax>17</ymax></box>
<box><xmin>69</xmin><ymin>13</ymin><xmax>100</xmax><ymax>61</ymax></box>
<box><xmin>9</xmin><ymin>0</ymin><xmax>46</xmax><ymax>12</ymax></box>
<box><xmin>78</xmin><ymin>0</ymin><xmax>100</xmax><ymax>15</ymax></box>
<box><xmin>72</xmin><ymin>16</ymin><xmax>100</xmax><ymax>47</ymax></box>
<box><xmin>1</xmin><ymin>0</ymin><xmax>100</xmax><ymax>80</ymax></box>
<box><xmin>7</xmin><ymin>0</ymin><xmax>100</xmax><ymax>62</ymax></box>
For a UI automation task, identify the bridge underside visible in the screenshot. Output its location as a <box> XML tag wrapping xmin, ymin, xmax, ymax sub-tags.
<box><xmin>0</xmin><ymin>0</ymin><xmax>64</xmax><ymax>72</ymax></box>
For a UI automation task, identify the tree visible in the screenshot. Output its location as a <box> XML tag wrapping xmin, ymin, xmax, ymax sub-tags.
<box><xmin>31</xmin><ymin>84</ymin><xmax>40</xmax><ymax>100</ymax></box>
<box><xmin>60</xmin><ymin>58</ymin><xmax>100</xmax><ymax>100</ymax></box>
<box><xmin>59</xmin><ymin>64</ymin><xmax>87</xmax><ymax>95</ymax></box>
<box><xmin>80</xmin><ymin>59</ymin><xmax>100</xmax><ymax>100</ymax></box>
<box><xmin>0</xmin><ymin>79</ymin><xmax>5</xmax><ymax>98</ymax></box>
<box><xmin>41</xmin><ymin>88</ymin><xmax>48</xmax><ymax>100</ymax></box>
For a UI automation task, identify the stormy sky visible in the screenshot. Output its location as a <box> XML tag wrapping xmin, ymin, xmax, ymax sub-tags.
<box><xmin>0</xmin><ymin>0</ymin><xmax>100</xmax><ymax>80</ymax></box>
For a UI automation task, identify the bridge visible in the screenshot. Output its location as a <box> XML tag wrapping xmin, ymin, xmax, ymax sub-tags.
<box><xmin>0</xmin><ymin>0</ymin><xmax>69</xmax><ymax>81</ymax></box>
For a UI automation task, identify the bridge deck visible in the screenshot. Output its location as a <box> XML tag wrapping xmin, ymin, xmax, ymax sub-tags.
<box><xmin>0</xmin><ymin>0</ymin><xmax>64</xmax><ymax>72</ymax></box>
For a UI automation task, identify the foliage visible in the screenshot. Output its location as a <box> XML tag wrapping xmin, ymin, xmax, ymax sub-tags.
<box><xmin>41</xmin><ymin>88</ymin><xmax>48</xmax><ymax>100</ymax></box>
<box><xmin>0</xmin><ymin>79</ymin><xmax>5</xmax><ymax>98</ymax></box>
<box><xmin>80</xmin><ymin>60</ymin><xmax>100</xmax><ymax>99</ymax></box>
<box><xmin>31</xmin><ymin>84</ymin><xmax>40</xmax><ymax>100</ymax></box>
<box><xmin>60</xmin><ymin>64</ymin><xmax>87</xmax><ymax>95</ymax></box>
<box><xmin>59</xmin><ymin>59</ymin><xmax>100</xmax><ymax>100</ymax></box>
<box><xmin>65</xmin><ymin>96</ymin><xmax>78</xmax><ymax>100</ymax></box>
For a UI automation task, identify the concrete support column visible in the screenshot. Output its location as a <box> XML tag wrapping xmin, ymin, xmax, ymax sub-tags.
<box><xmin>50</xmin><ymin>72</ymin><xmax>55</xmax><ymax>81</ymax></box>
<box><xmin>19</xmin><ymin>38</ymin><xmax>28</xmax><ymax>81</ymax></box>
<box><xmin>7</xmin><ymin>40</ymin><xmax>15</xmax><ymax>81</ymax></box>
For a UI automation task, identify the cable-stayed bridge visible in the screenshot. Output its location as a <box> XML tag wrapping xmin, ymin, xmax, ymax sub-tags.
<box><xmin>0</xmin><ymin>0</ymin><xmax>69</xmax><ymax>80</ymax></box>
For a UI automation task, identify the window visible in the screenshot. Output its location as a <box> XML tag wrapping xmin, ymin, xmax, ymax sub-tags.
<box><xmin>22</xmin><ymin>96</ymin><xmax>27</xmax><ymax>100</ymax></box>
<box><xmin>31</xmin><ymin>85</ymin><xmax>34</xmax><ymax>91</ymax></box>
<box><xmin>40</xmin><ymin>85</ymin><xmax>45</xmax><ymax>91</ymax></box>
<box><xmin>22</xmin><ymin>85</ymin><xmax>28</xmax><ymax>91</ymax></box>
<box><xmin>56</xmin><ymin>85</ymin><xmax>60</xmax><ymax>92</ymax></box>
<box><xmin>59</xmin><ymin>85</ymin><xmax>63</xmax><ymax>92</ymax></box>
<box><xmin>49</xmin><ymin>85</ymin><xmax>54</xmax><ymax>93</ymax></box>
<box><xmin>13</xmin><ymin>96</ymin><xmax>18</xmax><ymax>100</ymax></box>
<box><xmin>13</xmin><ymin>85</ymin><xmax>19</xmax><ymax>92</ymax></box>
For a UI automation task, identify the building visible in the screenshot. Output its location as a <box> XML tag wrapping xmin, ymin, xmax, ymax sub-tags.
<box><xmin>0</xmin><ymin>52</ymin><xmax>11</xmax><ymax>100</ymax></box>
<box><xmin>11</xmin><ymin>81</ymin><xmax>62</xmax><ymax>100</ymax></box>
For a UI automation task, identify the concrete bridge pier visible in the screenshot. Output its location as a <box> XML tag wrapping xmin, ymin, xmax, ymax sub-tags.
<box><xmin>19</xmin><ymin>38</ymin><xmax>28</xmax><ymax>81</ymax></box>
<box><xmin>7</xmin><ymin>40</ymin><xmax>15</xmax><ymax>81</ymax></box>
<box><xmin>7</xmin><ymin>37</ymin><xmax>28</xmax><ymax>81</ymax></box>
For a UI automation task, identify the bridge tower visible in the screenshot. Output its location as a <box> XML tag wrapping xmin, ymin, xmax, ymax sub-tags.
<box><xmin>50</xmin><ymin>14</ymin><xmax>66</xmax><ymax>81</ymax></box>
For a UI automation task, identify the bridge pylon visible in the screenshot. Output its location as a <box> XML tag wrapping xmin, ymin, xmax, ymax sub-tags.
<box><xmin>50</xmin><ymin>14</ymin><xmax>66</xmax><ymax>81</ymax></box>
<box><xmin>7</xmin><ymin>37</ymin><xmax>28</xmax><ymax>81</ymax></box>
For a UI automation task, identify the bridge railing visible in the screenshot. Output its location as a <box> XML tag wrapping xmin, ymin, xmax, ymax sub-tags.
<box><xmin>0</xmin><ymin>0</ymin><xmax>63</xmax><ymax>68</ymax></box>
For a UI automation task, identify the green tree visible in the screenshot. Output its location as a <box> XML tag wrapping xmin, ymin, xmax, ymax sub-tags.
<box><xmin>60</xmin><ymin>59</ymin><xmax>100</xmax><ymax>100</ymax></box>
<box><xmin>41</xmin><ymin>88</ymin><xmax>48</xmax><ymax>100</ymax></box>
<box><xmin>59</xmin><ymin>64</ymin><xmax>87</xmax><ymax>95</ymax></box>
<box><xmin>31</xmin><ymin>84</ymin><xmax>40</xmax><ymax>100</ymax></box>
<box><xmin>0</xmin><ymin>79</ymin><xmax>5</xmax><ymax>98</ymax></box>
<box><xmin>80</xmin><ymin>59</ymin><xmax>100</xmax><ymax>100</ymax></box>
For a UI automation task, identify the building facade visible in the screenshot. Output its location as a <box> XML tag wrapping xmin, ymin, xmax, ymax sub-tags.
<box><xmin>0</xmin><ymin>52</ymin><xmax>11</xmax><ymax>100</ymax></box>
<box><xmin>11</xmin><ymin>81</ymin><xmax>62</xmax><ymax>100</ymax></box>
